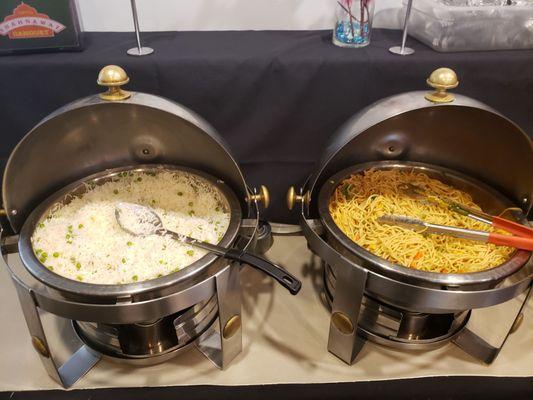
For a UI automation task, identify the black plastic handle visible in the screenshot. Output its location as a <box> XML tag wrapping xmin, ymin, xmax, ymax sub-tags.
<box><xmin>225</xmin><ymin>249</ymin><xmax>302</xmax><ymax>295</ymax></box>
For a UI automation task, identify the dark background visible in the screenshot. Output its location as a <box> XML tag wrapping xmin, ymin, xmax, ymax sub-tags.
<box><xmin>1</xmin><ymin>30</ymin><xmax>532</xmax><ymax>223</ymax></box>
<box><xmin>1</xmin><ymin>377</ymin><xmax>532</xmax><ymax>400</ymax></box>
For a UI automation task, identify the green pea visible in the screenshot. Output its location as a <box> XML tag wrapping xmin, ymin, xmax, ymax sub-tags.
<box><xmin>78</xmin><ymin>223</ymin><xmax>84</xmax><ymax>229</ymax></box>
<box><xmin>188</xmin><ymin>202</ymin><xmax>194</xmax><ymax>207</ymax></box>
<box><xmin>76</xmin><ymin>275</ymin><xmax>83</xmax><ymax>281</ymax></box>
<box><xmin>127</xmin><ymin>241</ymin><xmax>133</xmax><ymax>247</ymax></box>
<box><xmin>113</xmin><ymin>189</ymin><xmax>119</xmax><ymax>195</ymax></box>
<box><xmin>76</xmin><ymin>262</ymin><xmax>82</xmax><ymax>270</ymax></box>
<box><xmin>47</xmin><ymin>266</ymin><xmax>54</xmax><ymax>271</ymax></box>
<box><xmin>177</xmin><ymin>191</ymin><xmax>183</xmax><ymax>196</ymax></box>
<box><xmin>186</xmin><ymin>250</ymin><xmax>194</xmax><ymax>257</ymax></box>
<box><xmin>121</xmin><ymin>258</ymin><xmax>126</xmax><ymax>264</ymax></box>
<box><xmin>53</xmin><ymin>252</ymin><xmax>60</xmax><ymax>258</ymax></box>
<box><xmin>132</xmin><ymin>275</ymin><xmax>138</xmax><ymax>281</ymax></box>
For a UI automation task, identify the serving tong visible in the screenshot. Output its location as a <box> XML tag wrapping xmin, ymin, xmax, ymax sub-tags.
<box><xmin>381</xmin><ymin>183</ymin><xmax>533</xmax><ymax>250</ymax></box>
<box><xmin>378</xmin><ymin>215</ymin><xmax>533</xmax><ymax>251</ymax></box>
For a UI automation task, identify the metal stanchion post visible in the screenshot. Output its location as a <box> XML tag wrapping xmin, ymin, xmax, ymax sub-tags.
<box><xmin>389</xmin><ymin>0</ymin><xmax>415</xmax><ymax>56</ymax></box>
<box><xmin>127</xmin><ymin>0</ymin><xmax>154</xmax><ymax>56</ymax></box>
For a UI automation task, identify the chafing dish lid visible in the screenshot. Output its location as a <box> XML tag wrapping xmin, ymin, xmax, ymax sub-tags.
<box><xmin>2</xmin><ymin>66</ymin><xmax>248</xmax><ymax>232</ymax></box>
<box><xmin>308</xmin><ymin>69</ymin><xmax>532</xmax><ymax>215</ymax></box>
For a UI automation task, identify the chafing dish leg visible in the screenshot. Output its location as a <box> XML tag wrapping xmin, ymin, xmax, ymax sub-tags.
<box><xmin>327</xmin><ymin>265</ymin><xmax>368</xmax><ymax>364</ymax></box>
<box><xmin>301</xmin><ymin>216</ymin><xmax>369</xmax><ymax>364</ymax></box>
<box><xmin>13</xmin><ymin>281</ymin><xmax>100</xmax><ymax>387</ymax></box>
<box><xmin>452</xmin><ymin>285</ymin><xmax>531</xmax><ymax>364</ymax></box>
<box><xmin>196</xmin><ymin>263</ymin><xmax>242</xmax><ymax>368</ymax></box>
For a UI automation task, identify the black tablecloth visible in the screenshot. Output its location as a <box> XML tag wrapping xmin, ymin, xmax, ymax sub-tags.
<box><xmin>1</xmin><ymin>30</ymin><xmax>532</xmax><ymax>223</ymax></box>
<box><xmin>1</xmin><ymin>377</ymin><xmax>532</xmax><ymax>400</ymax></box>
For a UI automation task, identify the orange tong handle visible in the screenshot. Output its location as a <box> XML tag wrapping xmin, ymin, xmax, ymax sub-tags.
<box><xmin>488</xmin><ymin>233</ymin><xmax>533</xmax><ymax>251</ymax></box>
<box><xmin>492</xmin><ymin>217</ymin><xmax>533</xmax><ymax>239</ymax></box>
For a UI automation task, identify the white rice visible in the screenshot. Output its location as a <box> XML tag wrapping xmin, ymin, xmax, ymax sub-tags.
<box><xmin>31</xmin><ymin>170</ymin><xmax>230</xmax><ymax>285</ymax></box>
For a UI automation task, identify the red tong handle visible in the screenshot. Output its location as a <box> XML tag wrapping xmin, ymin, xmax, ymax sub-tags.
<box><xmin>492</xmin><ymin>217</ymin><xmax>533</xmax><ymax>238</ymax></box>
<box><xmin>488</xmin><ymin>233</ymin><xmax>533</xmax><ymax>251</ymax></box>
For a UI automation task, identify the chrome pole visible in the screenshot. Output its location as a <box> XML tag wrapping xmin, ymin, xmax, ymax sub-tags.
<box><xmin>127</xmin><ymin>0</ymin><xmax>154</xmax><ymax>56</ymax></box>
<box><xmin>389</xmin><ymin>0</ymin><xmax>415</xmax><ymax>56</ymax></box>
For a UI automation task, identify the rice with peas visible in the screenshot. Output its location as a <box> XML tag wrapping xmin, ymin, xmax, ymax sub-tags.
<box><xmin>31</xmin><ymin>170</ymin><xmax>230</xmax><ymax>284</ymax></box>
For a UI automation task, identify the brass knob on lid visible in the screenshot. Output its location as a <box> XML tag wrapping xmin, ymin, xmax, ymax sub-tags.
<box><xmin>287</xmin><ymin>186</ymin><xmax>310</xmax><ymax>210</ymax></box>
<box><xmin>425</xmin><ymin>67</ymin><xmax>458</xmax><ymax>104</ymax></box>
<box><xmin>97</xmin><ymin>65</ymin><xmax>131</xmax><ymax>101</ymax></box>
<box><xmin>248</xmin><ymin>185</ymin><xmax>270</xmax><ymax>209</ymax></box>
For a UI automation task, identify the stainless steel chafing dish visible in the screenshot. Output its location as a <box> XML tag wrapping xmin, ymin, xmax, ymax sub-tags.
<box><xmin>287</xmin><ymin>68</ymin><xmax>532</xmax><ymax>365</ymax></box>
<box><xmin>1</xmin><ymin>65</ymin><xmax>300</xmax><ymax>387</ymax></box>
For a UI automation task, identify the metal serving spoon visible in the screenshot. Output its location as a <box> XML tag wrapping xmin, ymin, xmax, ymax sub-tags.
<box><xmin>115</xmin><ymin>202</ymin><xmax>301</xmax><ymax>294</ymax></box>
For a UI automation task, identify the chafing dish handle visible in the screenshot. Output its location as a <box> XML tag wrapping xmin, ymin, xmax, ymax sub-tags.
<box><xmin>225</xmin><ymin>249</ymin><xmax>302</xmax><ymax>295</ymax></box>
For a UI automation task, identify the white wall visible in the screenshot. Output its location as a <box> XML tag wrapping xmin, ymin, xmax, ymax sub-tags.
<box><xmin>77</xmin><ymin>0</ymin><xmax>404</xmax><ymax>31</ymax></box>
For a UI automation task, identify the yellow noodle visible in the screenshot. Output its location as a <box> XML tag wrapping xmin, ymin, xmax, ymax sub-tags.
<box><xmin>329</xmin><ymin>169</ymin><xmax>514</xmax><ymax>274</ymax></box>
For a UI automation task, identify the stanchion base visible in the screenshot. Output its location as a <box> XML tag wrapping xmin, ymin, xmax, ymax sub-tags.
<box><xmin>127</xmin><ymin>47</ymin><xmax>154</xmax><ymax>56</ymax></box>
<box><xmin>389</xmin><ymin>46</ymin><xmax>415</xmax><ymax>56</ymax></box>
